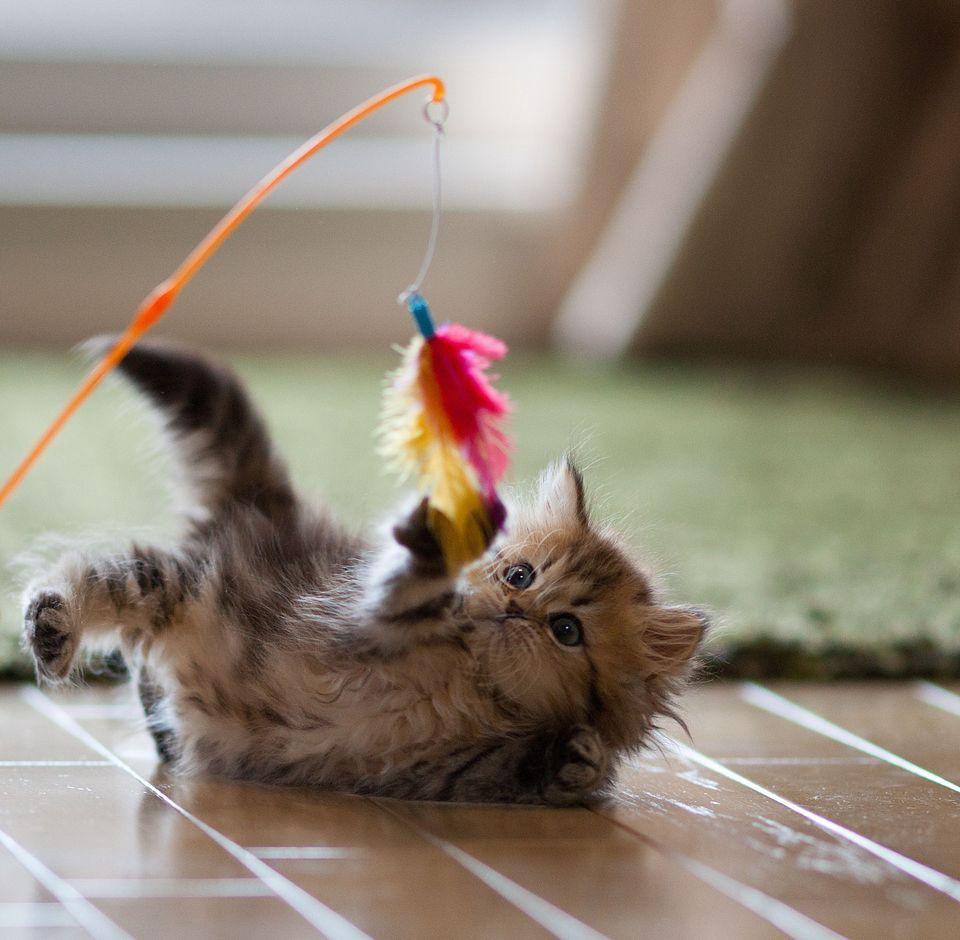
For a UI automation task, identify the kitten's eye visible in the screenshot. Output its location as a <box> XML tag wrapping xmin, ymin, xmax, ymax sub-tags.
<box><xmin>549</xmin><ymin>613</ymin><xmax>583</xmax><ymax>647</ymax></box>
<box><xmin>503</xmin><ymin>562</ymin><xmax>535</xmax><ymax>589</ymax></box>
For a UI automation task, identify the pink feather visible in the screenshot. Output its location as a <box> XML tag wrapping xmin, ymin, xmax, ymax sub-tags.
<box><xmin>427</xmin><ymin>323</ymin><xmax>511</xmax><ymax>501</ymax></box>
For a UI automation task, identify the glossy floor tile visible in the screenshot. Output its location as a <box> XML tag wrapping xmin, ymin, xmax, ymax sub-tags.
<box><xmin>682</xmin><ymin>684</ymin><xmax>960</xmax><ymax>884</ymax></box>
<box><xmin>760</xmin><ymin>681</ymin><xmax>960</xmax><ymax>785</ymax></box>
<box><xmin>2</xmin><ymin>680</ymin><xmax>959</xmax><ymax>938</ymax></box>
<box><xmin>384</xmin><ymin>800</ymin><xmax>782</xmax><ymax>938</ymax></box>
<box><xmin>1</xmin><ymin>850</ymin><xmax>55</xmax><ymax>903</ymax></box>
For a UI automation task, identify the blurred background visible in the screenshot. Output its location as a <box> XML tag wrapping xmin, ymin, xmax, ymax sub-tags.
<box><xmin>2</xmin><ymin>0</ymin><xmax>960</xmax><ymax>678</ymax></box>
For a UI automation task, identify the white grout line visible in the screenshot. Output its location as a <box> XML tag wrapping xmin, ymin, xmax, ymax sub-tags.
<box><xmin>601</xmin><ymin>793</ymin><xmax>846</xmax><ymax>940</ymax></box>
<box><xmin>0</xmin><ymin>901</ymin><xmax>77</xmax><ymax>928</ymax></box>
<box><xmin>62</xmin><ymin>703</ymin><xmax>135</xmax><ymax>720</ymax></box>
<box><xmin>376</xmin><ymin>800</ymin><xmax>610</xmax><ymax>940</ymax></box>
<box><xmin>741</xmin><ymin>682</ymin><xmax>960</xmax><ymax>794</ymax></box>
<box><xmin>669</xmin><ymin>852</ymin><xmax>846</xmax><ymax>940</ymax></box>
<box><xmin>0</xmin><ymin>760</ymin><xmax>114</xmax><ymax>767</ymax></box>
<box><xmin>668</xmin><ymin>737</ymin><xmax>960</xmax><ymax>904</ymax></box>
<box><xmin>21</xmin><ymin>686</ymin><xmax>372</xmax><ymax>940</ymax></box>
<box><xmin>0</xmin><ymin>828</ymin><xmax>131</xmax><ymax>939</ymax></box>
<box><xmin>601</xmin><ymin>807</ymin><xmax>845</xmax><ymax>940</ymax></box>
<box><xmin>71</xmin><ymin>878</ymin><xmax>275</xmax><ymax>899</ymax></box>
<box><xmin>716</xmin><ymin>756</ymin><xmax>879</xmax><ymax>767</ymax></box>
<box><xmin>915</xmin><ymin>681</ymin><xmax>960</xmax><ymax>718</ymax></box>
<box><xmin>250</xmin><ymin>847</ymin><xmax>359</xmax><ymax>860</ymax></box>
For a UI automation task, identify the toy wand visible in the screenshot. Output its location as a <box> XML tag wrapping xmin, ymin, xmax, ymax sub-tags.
<box><xmin>0</xmin><ymin>74</ymin><xmax>511</xmax><ymax>569</ymax></box>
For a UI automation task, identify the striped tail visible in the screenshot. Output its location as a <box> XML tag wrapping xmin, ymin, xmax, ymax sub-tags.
<box><xmin>90</xmin><ymin>337</ymin><xmax>295</xmax><ymax>522</ymax></box>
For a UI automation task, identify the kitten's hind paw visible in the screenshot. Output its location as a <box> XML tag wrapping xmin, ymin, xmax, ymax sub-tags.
<box><xmin>543</xmin><ymin>725</ymin><xmax>610</xmax><ymax>806</ymax></box>
<box><xmin>23</xmin><ymin>591</ymin><xmax>78</xmax><ymax>682</ymax></box>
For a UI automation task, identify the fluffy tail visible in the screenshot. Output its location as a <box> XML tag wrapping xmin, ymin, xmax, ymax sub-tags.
<box><xmin>91</xmin><ymin>337</ymin><xmax>296</xmax><ymax>522</ymax></box>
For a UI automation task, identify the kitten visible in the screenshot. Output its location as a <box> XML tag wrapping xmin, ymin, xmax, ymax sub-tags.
<box><xmin>21</xmin><ymin>341</ymin><xmax>708</xmax><ymax>805</ymax></box>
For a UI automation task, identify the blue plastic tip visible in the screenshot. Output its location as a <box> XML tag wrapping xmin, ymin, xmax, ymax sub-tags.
<box><xmin>406</xmin><ymin>293</ymin><xmax>436</xmax><ymax>339</ymax></box>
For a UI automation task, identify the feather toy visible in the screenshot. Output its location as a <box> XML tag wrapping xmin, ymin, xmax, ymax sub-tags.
<box><xmin>0</xmin><ymin>74</ymin><xmax>514</xmax><ymax>570</ymax></box>
<box><xmin>380</xmin><ymin>294</ymin><xmax>511</xmax><ymax>570</ymax></box>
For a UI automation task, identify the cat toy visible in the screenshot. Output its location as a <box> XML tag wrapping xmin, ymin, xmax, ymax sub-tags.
<box><xmin>0</xmin><ymin>75</ymin><xmax>511</xmax><ymax>570</ymax></box>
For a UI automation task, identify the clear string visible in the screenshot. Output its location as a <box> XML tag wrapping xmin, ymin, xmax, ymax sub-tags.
<box><xmin>399</xmin><ymin>100</ymin><xmax>447</xmax><ymax>303</ymax></box>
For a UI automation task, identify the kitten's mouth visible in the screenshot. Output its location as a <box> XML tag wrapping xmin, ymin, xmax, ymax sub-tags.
<box><xmin>497</xmin><ymin>613</ymin><xmax>532</xmax><ymax>625</ymax></box>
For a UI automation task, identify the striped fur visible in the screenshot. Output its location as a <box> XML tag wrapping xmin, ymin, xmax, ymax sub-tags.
<box><xmin>21</xmin><ymin>341</ymin><xmax>707</xmax><ymax>804</ymax></box>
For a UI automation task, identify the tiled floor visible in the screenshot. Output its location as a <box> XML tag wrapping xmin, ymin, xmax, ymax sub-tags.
<box><xmin>1</xmin><ymin>681</ymin><xmax>959</xmax><ymax>939</ymax></box>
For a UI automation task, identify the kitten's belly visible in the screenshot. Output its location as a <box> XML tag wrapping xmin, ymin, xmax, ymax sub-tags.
<box><xmin>170</xmin><ymin>662</ymin><xmax>488</xmax><ymax>788</ymax></box>
<box><xmin>304</xmin><ymin>682</ymin><xmax>487</xmax><ymax>781</ymax></box>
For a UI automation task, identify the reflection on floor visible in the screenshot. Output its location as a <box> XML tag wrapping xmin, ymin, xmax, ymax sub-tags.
<box><xmin>2</xmin><ymin>681</ymin><xmax>959</xmax><ymax>939</ymax></box>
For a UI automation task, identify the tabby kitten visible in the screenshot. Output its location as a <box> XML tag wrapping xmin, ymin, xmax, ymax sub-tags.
<box><xmin>22</xmin><ymin>340</ymin><xmax>707</xmax><ymax>804</ymax></box>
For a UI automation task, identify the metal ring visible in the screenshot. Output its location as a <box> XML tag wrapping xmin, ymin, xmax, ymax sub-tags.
<box><xmin>423</xmin><ymin>98</ymin><xmax>449</xmax><ymax>130</ymax></box>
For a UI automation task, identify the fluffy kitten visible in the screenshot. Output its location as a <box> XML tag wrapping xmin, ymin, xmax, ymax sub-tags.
<box><xmin>21</xmin><ymin>341</ymin><xmax>707</xmax><ymax>804</ymax></box>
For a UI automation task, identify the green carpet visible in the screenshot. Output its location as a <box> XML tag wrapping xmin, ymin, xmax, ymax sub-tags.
<box><xmin>3</xmin><ymin>350</ymin><xmax>960</xmax><ymax>679</ymax></box>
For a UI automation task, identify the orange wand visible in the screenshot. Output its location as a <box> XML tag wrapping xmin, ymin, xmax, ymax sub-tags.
<box><xmin>0</xmin><ymin>74</ymin><xmax>446</xmax><ymax>511</ymax></box>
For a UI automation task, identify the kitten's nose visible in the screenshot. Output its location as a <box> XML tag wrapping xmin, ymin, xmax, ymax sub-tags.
<box><xmin>503</xmin><ymin>600</ymin><xmax>526</xmax><ymax>619</ymax></box>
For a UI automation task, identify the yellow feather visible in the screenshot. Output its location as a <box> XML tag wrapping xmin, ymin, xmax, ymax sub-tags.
<box><xmin>379</xmin><ymin>337</ymin><xmax>493</xmax><ymax>569</ymax></box>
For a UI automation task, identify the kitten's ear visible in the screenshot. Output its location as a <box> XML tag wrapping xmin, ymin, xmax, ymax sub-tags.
<box><xmin>537</xmin><ymin>459</ymin><xmax>589</xmax><ymax>528</ymax></box>
<box><xmin>643</xmin><ymin>606</ymin><xmax>709</xmax><ymax>677</ymax></box>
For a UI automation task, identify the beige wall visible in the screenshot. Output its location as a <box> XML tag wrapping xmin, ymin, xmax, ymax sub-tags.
<box><xmin>0</xmin><ymin>0</ymin><xmax>616</xmax><ymax>351</ymax></box>
<box><xmin>1</xmin><ymin>206</ymin><xmax>548</xmax><ymax>351</ymax></box>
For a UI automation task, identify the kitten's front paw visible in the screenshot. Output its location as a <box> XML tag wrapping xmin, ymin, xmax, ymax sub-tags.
<box><xmin>23</xmin><ymin>591</ymin><xmax>77</xmax><ymax>682</ymax></box>
<box><xmin>393</xmin><ymin>498</ymin><xmax>446</xmax><ymax>576</ymax></box>
<box><xmin>543</xmin><ymin>725</ymin><xmax>610</xmax><ymax>806</ymax></box>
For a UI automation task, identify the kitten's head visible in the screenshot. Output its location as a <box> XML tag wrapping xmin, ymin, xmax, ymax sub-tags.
<box><xmin>465</xmin><ymin>460</ymin><xmax>707</xmax><ymax>750</ymax></box>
